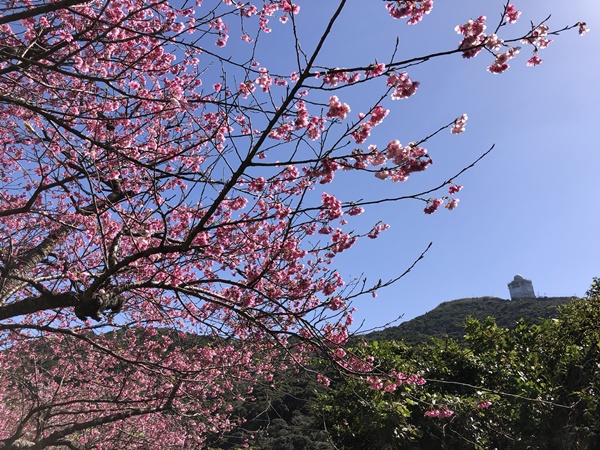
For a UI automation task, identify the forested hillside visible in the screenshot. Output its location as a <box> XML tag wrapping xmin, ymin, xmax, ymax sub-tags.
<box><xmin>365</xmin><ymin>296</ymin><xmax>572</xmax><ymax>344</ymax></box>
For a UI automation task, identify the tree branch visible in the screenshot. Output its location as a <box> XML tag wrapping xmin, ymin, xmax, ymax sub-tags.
<box><xmin>0</xmin><ymin>0</ymin><xmax>90</xmax><ymax>26</ymax></box>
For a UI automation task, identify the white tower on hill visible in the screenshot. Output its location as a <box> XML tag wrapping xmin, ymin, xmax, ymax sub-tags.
<box><xmin>508</xmin><ymin>275</ymin><xmax>535</xmax><ymax>300</ymax></box>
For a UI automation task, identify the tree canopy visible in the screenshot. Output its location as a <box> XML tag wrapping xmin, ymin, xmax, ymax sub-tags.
<box><xmin>317</xmin><ymin>287</ymin><xmax>600</xmax><ymax>449</ymax></box>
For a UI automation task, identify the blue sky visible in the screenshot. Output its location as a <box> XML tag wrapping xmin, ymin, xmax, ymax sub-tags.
<box><xmin>261</xmin><ymin>1</ymin><xmax>600</xmax><ymax>331</ymax></box>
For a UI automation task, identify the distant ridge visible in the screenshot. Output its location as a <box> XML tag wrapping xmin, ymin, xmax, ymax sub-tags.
<box><xmin>365</xmin><ymin>296</ymin><xmax>574</xmax><ymax>344</ymax></box>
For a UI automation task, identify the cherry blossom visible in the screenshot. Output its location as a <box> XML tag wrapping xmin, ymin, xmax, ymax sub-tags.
<box><xmin>424</xmin><ymin>198</ymin><xmax>444</xmax><ymax>214</ymax></box>
<box><xmin>327</xmin><ymin>96</ymin><xmax>351</xmax><ymax>120</ymax></box>
<box><xmin>526</xmin><ymin>55</ymin><xmax>543</xmax><ymax>67</ymax></box>
<box><xmin>522</xmin><ymin>24</ymin><xmax>553</xmax><ymax>49</ymax></box>
<box><xmin>456</xmin><ymin>16</ymin><xmax>488</xmax><ymax>59</ymax></box>
<box><xmin>451</xmin><ymin>114</ymin><xmax>468</xmax><ymax>134</ymax></box>
<box><xmin>445</xmin><ymin>198</ymin><xmax>460</xmax><ymax>210</ymax></box>
<box><xmin>386</xmin><ymin>0</ymin><xmax>434</xmax><ymax>25</ymax></box>
<box><xmin>387</xmin><ymin>72</ymin><xmax>420</xmax><ymax>100</ymax></box>
<box><xmin>486</xmin><ymin>34</ymin><xmax>504</xmax><ymax>51</ymax></box>
<box><xmin>365</xmin><ymin>62</ymin><xmax>386</xmax><ymax>78</ymax></box>
<box><xmin>488</xmin><ymin>47</ymin><xmax>520</xmax><ymax>74</ymax></box>
<box><xmin>448</xmin><ymin>184</ymin><xmax>463</xmax><ymax>195</ymax></box>
<box><xmin>350</xmin><ymin>106</ymin><xmax>390</xmax><ymax>143</ymax></box>
<box><xmin>504</xmin><ymin>4</ymin><xmax>522</xmax><ymax>24</ymax></box>
<box><xmin>0</xmin><ymin>0</ymin><xmax>585</xmax><ymax>446</ymax></box>
<box><xmin>424</xmin><ymin>408</ymin><xmax>455</xmax><ymax>418</ymax></box>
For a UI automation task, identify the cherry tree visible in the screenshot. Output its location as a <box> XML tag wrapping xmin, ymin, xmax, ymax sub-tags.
<box><xmin>0</xmin><ymin>0</ymin><xmax>585</xmax><ymax>447</ymax></box>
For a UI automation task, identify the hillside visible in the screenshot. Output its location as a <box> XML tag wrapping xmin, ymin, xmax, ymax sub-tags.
<box><xmin>364</xmin><ymin>296</ymin><xmax>574</xmax><ymax>344</ymax></box>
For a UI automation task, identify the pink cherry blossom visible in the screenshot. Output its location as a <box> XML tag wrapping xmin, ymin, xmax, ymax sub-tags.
<box><xmin>216</xmin><ymin>33</ymin><xmax>229</xmax><ymax>47</ymax></box>
<box><xmin>486</xmin><ymin>33</ymin><xmax>504</xmax><ymax>51</ymax></box>
<box><xmin>239</xmin><ymin>81</ymin><xmax>256</xmax><ymax>98</ymax></box>
<box><xmin>522</xmin><ymin>24</ymin><xmax>552</xmax><ymax>49</ymax></box>
<box><xmin>425</xmin><ymin>408</ymin><xmax>454</xmax><ymax>418</ymax></box>
<box><xmin>367</xmin><ymin>376</ymin><xmax>385</xmax><ymax>390</ymax></box>
<box><xmin>451</xmin><ymin>114</ymin><xmax>468</xmax><ymax>134</ymax></box>
<box><xmin>386</xmin><ymin>0</ymin><xmax>433</xmax><ymax>25</ymax></box>
<box><xmin>320</xmin><ymin>193</ymin><xmax>344</xmax><ymax>220</ymax></box>
<box><xmin>369</xmin><ymin>105</ymin><xmax>390</xmax><ymax>125</ymax></box>
<box><xmin>317</xmin><ymin>374</ymin><xmax>331</xmax><ymax>387</ymax></box>
<box><xmin>323</xmin><ymin>69</ymin><xmax>349</xmax><ymax>86</ymax></box>
<box><xmin>504</xmin><ymin>4</ymin><xmax>521</xmax><ymax>24</ymax></box>
<box><xmin>350</xmin><ymin>106</ymin><xmax>389</xmax><ymax>144</ymax></box>
<box><xmin>368</xmin><ymin>222</ymin><xmax>390</xmax><ymax>239</ymax></box>
<box><xmin>387</xmin><ymin>72</ymin><xmax>420</xmax><ymax>100</ymax></box>
<box><xmin>445</xmin><ymin>198</ymin><xmax>460</xmax><ymax>210</ymax></box>
<box><xmin>439</xmin><ymin>409</ymin><xmax>455</xmax><ymax>418</ymax></box>
<box><xmin>365</xmin><ymin>62</ymin><xmax>386</xmax><ymax>77</ymax></box>
<box><xmin>578</xmin><ymin>22</ymin><xmax>590</xmax><ymax>36</ymax></box>
<box><xmin>487</xmin><ymin>47</ymin><xmax>520</xmax><ymax>74</ymax></box>
<box><xmin>526</xmin><ymin>55</ymin><xmax>543</xmax><ymax>66</ymax></box>
<box><xmin>424</xmin><ymin>198</ymin><xmax>444</xmax><ymax>214</ymax></box>
<box><xmin>456</xmin><ymin>16</ymin><xmax>487</xmax><ymax>58</ymax></box>
<box><xmin>256</xmin><ymin>68</ymin><xmax>272</xmax><ymax>92</ymax></box>
<box><xmin>448</xmin><ymin>184</ymin><xmax>463</xmax><ymax>195</ymax></box>
<box><xmin>347</xmin><ymin>206</ymin><xmax>365</xmax><ymax>216</ymax></box>
<box><xmin>327</xmin><ymin>96</ymin><xmax>351</xmax><ymax>120</ymax></box>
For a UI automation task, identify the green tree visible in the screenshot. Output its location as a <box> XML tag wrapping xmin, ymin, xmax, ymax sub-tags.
<box><xmin>316</xmin><ymin>287</ymin><xmax>600</xmax><ymax>449</ymax></box>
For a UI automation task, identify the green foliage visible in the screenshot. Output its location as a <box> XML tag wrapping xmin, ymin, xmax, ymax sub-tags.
<box><xmin>314</xmin><ymin>341</ymin><xmax>423</xmax><ymax>450</ymax></box>
<box><xmin>317</xmin><ymin>292</ymin><xmax>600</xmax><ymax>449</ymax></box>
<box><xmin>208</xmin><ymin>370</ymin><xmax>333</xmax><ymax>450</ymax></box>
<box><xmin>585</xmin><ymin>277</ymin><xmax>600</xmax><ymax>297</ymax></box>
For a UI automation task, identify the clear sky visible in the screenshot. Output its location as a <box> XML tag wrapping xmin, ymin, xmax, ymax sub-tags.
<box><xmin>260</xmin><ymin>0</ymin><xmax>600</xmax><ymax>332</ymax></box>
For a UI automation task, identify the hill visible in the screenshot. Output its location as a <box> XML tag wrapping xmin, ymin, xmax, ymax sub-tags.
<box><xmin>364</xmin><ymin>296</ymin><xmax>574</xmax><ymax>344</ymax></box>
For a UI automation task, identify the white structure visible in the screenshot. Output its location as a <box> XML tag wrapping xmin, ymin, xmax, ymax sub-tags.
<box><xmin>508</xmin><ymin>275</ymin><xmax>535</xmax><ymax>300</ymax></box>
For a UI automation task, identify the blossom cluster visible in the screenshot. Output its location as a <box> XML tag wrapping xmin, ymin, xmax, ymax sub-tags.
<box><xmin>423</xmin><ymin>184</ymin><xmax>462</xmax><ymax>214</ymax></box>
<box><xmin>321</xmin><ymin>69</ymin><xmax>360</xmax><ymax>86</ymax></box>
<box><xmin>367</xmin><ymin>372</ymin><xmax>426</xmax><ymax>391</ymax></box>
<box><xmin>504</xmin><ymin>4</ymin><xmax>522</xmax><ymax>24</ymax></box>
<box><xmin>520</xmin><ymin>24</ymin><xmax>552</xmax><ymax>68</ymax></box>
<box><xmin>386</xmin><ymin>0</ymin><xmax>434</xmax><ymax>25</ymax></box>
<box><xmin>451</xmin><ymin>114</ymin><xmax>468</xmax><ymax>134</ymax></box>
<box><xmin>350</xmin><ymin>106</ymin><xmax>390</xmax><ymax>144</ymax></box>
<box><xmin>327</xmin><ymin>96</ymin><xmax>351</xmax><ymax>120</ymax></box>
<box><xmin>488</xmin><ymin>47</ymin><xmax>520</xmax><ymax>74</ymax></box>
<box><xmin>387</xmin><ymin>72</ymin><xmax>420</xmax><ymax>100</ymax></box>
<box><xmin>319</xmin><ymin>193</ymin><xmax>343</xmax><ymax>220</ymax></box>
<box><xmin>455</xmin><ymin>16</ymin><xmax>488</xmax><ymax>59</ymax></box>
<box><xmin>424</xmin><ymin>408</ymin><xmax>454</xmax><ymax>418</ymax></box>
<box><xmin>266</xmin><ymin>100</ymin><xmax>326</xmax><ymax>141</ymax></box>
<box><xmin>521</xmin><ymin>24</ymin><xmax>552</xmax><ymax>49</ymax></box>
<box><xmin>452</xmin><ymin>4</ymin><xmax>579</xmax><ymax>74</ymax></box>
